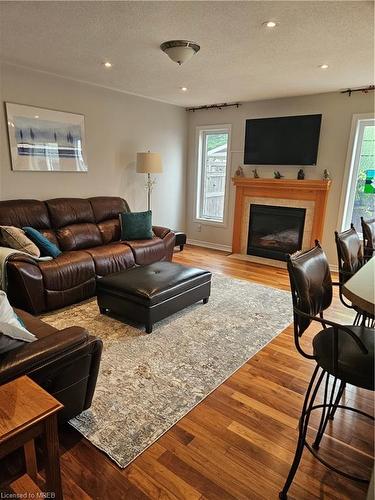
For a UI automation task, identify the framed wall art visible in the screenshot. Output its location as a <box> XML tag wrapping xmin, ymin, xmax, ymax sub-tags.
<box><xmin>5</xmin><ymin>103</ymin><xmax>88</xmax><ymax>172</ymax></box>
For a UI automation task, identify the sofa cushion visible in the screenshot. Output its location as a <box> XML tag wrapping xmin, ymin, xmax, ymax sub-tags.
<box><xmin>89</xmin><ymin>197</ymin><xmax>129</xmax><ymax>223</ymax></box>
<box><xmin>46</xmin><ymin>198</ymin><xmax>95</xmax><ymax>228</ymax></box>
<box><xmin>39</xmin><ymin>250</ymin><xmax>95</xmax><ymax>291</ymax></box>
<box><xmin>23</xmin><ymin>227</ymin><xmax>61</xmax><ymax>258</ymax></box>
<box><xmin>89</xmin><ymin>197</ymin><xmax>129</xmax><ymax>244</ymax></box>
<box><xmin>84</xmin><ymin>243</ymin><xmax>135</xmax><ymax>276</ymax></box>
<box><xmin>125</xmin><ymin>236</ymin><xmax>166</xmax><ymax>266</ymax></box>
<box><xmin>0</xmin><ymin>226</ymin><xmax>40</xmax><ymax>257</ymax></box>
<box><xmin>97</xmin><ymin>219</ymin><xmax>121</xmax><ymax>245</ymax></box>
<box><xmin>56</xmin><ymin>223</ymin><xmax>102</xmax><ymax>251</ymax></box>
<box><xmin>0</xmin><ymin>200</ymin><xmax>51</xmax><ymax>229</ymax></box>
<box><xmin>120</xmin><ymin>210</ymin><xmax>153</xmax><ymax>241</ymax></box>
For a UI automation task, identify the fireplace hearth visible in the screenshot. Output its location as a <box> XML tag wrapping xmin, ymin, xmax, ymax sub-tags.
<box><xmin>247</xmin><ymin>204</ymin><xmax>306</xmax><ymax>261</ymax></box>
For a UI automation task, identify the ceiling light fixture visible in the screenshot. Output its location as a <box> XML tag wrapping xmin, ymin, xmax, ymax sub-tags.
<box><xmin>180</xmin><ymin>87</ymin><xmax>188</xmax><ymax>92</ymax></box>
<box><xmin>160</xmin><ymin>40</ymin><xmax>200</xmax><ymax>66</ymax></box>
<box><xmin>103</xmin><ymin>61</ymin><xmax>112</xmax><ymax>68</ymax></box>
<box><xmin>319</xmin><ymin>64</ymin><xmax>329</xmax><ymax>69</ymax></box>
<box><xmin>34</xmin><ymin>115</ymin><xmax>39</xmax><ymax>118</ymax></box>
<box><xmin>263</xmin><ymin>21</ymin><xmax>277</xmax><ymax>28</ymax></box>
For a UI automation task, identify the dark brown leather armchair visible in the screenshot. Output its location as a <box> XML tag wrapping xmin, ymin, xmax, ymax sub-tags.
<box><xmin>0</xmin><ymin>197</ymin><xmax>175</xmax><ymax>314</ymax></box>
<box><xmin>0</xmin><ymin>309</ymin><xmax>102</xmax><ymax>422</ymax></box>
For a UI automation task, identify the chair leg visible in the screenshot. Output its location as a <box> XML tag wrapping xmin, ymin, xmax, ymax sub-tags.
<box><xmin>329</xmin><ymin>381</ymin><xmax>346</xmax><ymax>420</ymax></box>
<box><xmin>279</xmin><ymin>366</ymin><xmax>324</xmax><ymax>499</ymax></box>
<box><xmin>312</xmin><ymin>372</ymin><xmax>331</xmax><ymax>449</ymax></box>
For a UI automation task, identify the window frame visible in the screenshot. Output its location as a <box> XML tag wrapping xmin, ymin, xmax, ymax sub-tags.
<box><xmin>337</xmin><ymin>113</ymin><xmax>375</xmax><ymax>232</ymax></box>
<box><xmin>193</xmin><ymin>124</ymin><xmax>232</xmax><ymax>227</ymax></box>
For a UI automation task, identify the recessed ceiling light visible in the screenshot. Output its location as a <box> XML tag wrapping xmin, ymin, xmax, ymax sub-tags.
<box><xmin>103</xmin><ymin>61</ymin><xmax>112</xmax><ymax>68</ymax></box>
<box><xmin>319</xmin><ymin>64</ymin><xmax>329</xmax><ymax>69</ymax></box>
<box><xmin>34</xmin><ymin>115</ymin><xmax>39</xmax><ymax>118</ymax></box>
<box><xmin>263</xmin><ymin>21</ymin><xmax>277</xmax><ymax>28</ymax></box>
<box><xmin>180</xmin><ymin>87</ymin><xmax>188</xmax><ymax>92</ymax></box>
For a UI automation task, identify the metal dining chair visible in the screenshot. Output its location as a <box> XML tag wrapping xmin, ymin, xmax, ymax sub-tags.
<box><xmin>361</xmin><ymin>216</ymin><xmax>375</xmax><ymax>262</ymax></box>
<box><xmin>334</xmin><ymin>225</ymin><xmax>373</xmax><ymax>326</ymax></box>
<box><xmin>279</xmin><ymin>242</ymin><xmax>374</xmax><ymax>499</ymax></box>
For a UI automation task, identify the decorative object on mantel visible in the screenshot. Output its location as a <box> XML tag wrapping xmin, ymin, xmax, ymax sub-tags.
<box><xmin>235</xmin><ymin>165</ymin><xmax>244</xmax><ymax>177</ymax></box>
<box><xmin>341</xmin><ymin>85</ymin><xmax>374</xmax><ymax>97</ymax></box>
<box><xmin>136</xmin><ymin>151</ymin><xmax>163</xmax><ymax>210</ymax></box>
<box><xmin>274</xmin><ymin>171</ymin><xmax>284</xmax><ymax>179</ymax></box>
<box><xmin>297</xmin><ymin>169</ymin><xmax>305</xmax><ymax>180</ymax></box>
<box><xmin>323</xmin><ymin>168</ymin><xmax>331</xmax><ymax>180</ymax></box>
<box><xmin>5</xmin><ymin>103</ymin><xmax>88</xmax><ymax>172</ymax></box>
<box><xmin>252</xmin><ymin>168</ymin><xmax>260</xmax><ymax>178</ymax></box>
<box><xmin>186</xmin><ymin>102</ymin><xmax>240</xmax><ymax>112</ymax></box>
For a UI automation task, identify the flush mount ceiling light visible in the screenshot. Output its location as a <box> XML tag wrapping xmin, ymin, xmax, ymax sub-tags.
<box><xmin>160</xmin><ymin>40</ymin><xmax>200</xmax><ymax>66</ymax></box>
<box><xmin>263</xmin><ymin>20</ymin><xmax>277</xmax><ymax>28</ymax></box>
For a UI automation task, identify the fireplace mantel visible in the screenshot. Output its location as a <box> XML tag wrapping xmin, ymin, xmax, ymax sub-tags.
<box><xmin>232</xmin><ymin>177</ymin><xmax>332</xmax><ymax>254</ymax></box>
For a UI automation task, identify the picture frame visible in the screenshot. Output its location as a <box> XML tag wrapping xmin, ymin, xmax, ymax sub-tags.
<box><xmin>5</xmin><ymin>102</ymin><xmax>88</xmax><ymax>172</ymax></box>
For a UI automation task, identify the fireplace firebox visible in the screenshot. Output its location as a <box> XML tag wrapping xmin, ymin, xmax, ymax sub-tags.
<box><xmin>247</xmin><ymin>204</ymin><xmax>306</xmax><ymax>261</ymax></box>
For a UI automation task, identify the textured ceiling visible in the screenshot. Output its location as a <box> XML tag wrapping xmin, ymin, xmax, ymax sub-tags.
<box><xmin>0</xmin><ymin>1</ymin><xmax>373</xmax><ymax>107</ymax></box>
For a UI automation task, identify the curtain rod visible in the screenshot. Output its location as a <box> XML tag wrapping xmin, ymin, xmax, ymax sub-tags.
<box><xmin>186</xmin><ymin>102</ymin><xmax>241</xmax><ymax>112</ymax></box>
<box><xmin>341</xmin><ymin>85</ymin><xmax>374</xmax><ymax>96</ymax></box>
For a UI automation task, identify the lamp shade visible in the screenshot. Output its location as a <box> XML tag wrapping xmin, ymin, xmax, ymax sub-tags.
<box><xmin>136</xmin><ymin>152</ymin><xmax>163</xmax><ymax>174</ymax></box>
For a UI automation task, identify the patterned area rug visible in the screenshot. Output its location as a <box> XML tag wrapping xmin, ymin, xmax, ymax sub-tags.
<box><xmin>43</xmin><ymin>274</ymin><xmax>292</xmax><ymax>468</ymax></box>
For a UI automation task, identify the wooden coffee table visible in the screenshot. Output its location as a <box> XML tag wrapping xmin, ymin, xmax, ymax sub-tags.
<box><xmin>0</xmin><ymin>376</ymin><xmax>63</xmax><ymax>498</ymax></box>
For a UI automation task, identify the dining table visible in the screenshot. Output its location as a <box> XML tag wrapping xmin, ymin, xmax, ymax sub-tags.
<box><xmin>342</xmin><ymin>257</ymin><xmax>375</xmax><ymax>317</ymax></box>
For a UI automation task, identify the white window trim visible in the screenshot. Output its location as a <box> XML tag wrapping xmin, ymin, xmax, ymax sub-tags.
<box><xmin>337</xmin><ymin>113</ymin><xmax>375</xmax><ymax>232</ymax></box>
<box><xmin>193</xmin><ymin>124</ymin><xmax>232</xmax><ymax>228</ymax></box>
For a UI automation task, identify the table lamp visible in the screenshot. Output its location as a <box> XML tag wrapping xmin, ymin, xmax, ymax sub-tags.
<box><xmin>136</xmin><ymin>152</ymin><xmax>163</xmax><ymax>211</ymax></box>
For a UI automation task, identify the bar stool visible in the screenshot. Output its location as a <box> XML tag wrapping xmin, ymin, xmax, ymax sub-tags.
<box><xmin>279</xmin><ymin>243</ymin><xmax>374</xmax><ymax>499</ymax></box>
<box><xmin>335</xmin><ymin>225</ymin><xmax>373</xmax><ymax>327</ymax></box>
<box><xmin>361</xmin><ymin>216</ymin><xmax>375</xmax><ymax>262</ymax></box>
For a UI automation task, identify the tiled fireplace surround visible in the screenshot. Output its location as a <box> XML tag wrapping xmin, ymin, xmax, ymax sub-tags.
<box><xmin>231</xmin><ymin>178</ymin><xmax>332</xmax><ymax>267</ymax></box>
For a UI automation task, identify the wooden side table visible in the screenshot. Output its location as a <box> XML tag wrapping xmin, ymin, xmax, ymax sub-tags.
<box><xmin>0</xmin><ymin>375</ymin><xmax>63</xmax><ymax>499</ymax></box>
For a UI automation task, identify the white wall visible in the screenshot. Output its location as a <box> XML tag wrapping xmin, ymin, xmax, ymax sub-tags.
<box><xmin>0</xmin><ymin>64</ymin><xmax>187</xmax><ymax>230</ymax></box>
<box><xmin>186</xmin><ymin>91</ymin><xmax>374</xmax><ymax>265</ymax></box>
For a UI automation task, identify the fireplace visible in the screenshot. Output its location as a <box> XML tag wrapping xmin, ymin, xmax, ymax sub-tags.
<box><xmin>247</xmin><ymin>204</ymin><xmax>306</xmax><ymax>261</ymax></box>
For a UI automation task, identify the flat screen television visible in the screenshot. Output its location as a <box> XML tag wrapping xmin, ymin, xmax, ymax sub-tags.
<box><xmin>243</xmin><ymin>114</ymin><xmax>322</xmax><ymax>166</ymax></box>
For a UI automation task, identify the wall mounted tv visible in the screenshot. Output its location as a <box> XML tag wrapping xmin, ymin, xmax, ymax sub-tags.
<box><xmin>244</xmin><ymin>114</ymin><xmax>322</xmax><ymax>166</ymax></box>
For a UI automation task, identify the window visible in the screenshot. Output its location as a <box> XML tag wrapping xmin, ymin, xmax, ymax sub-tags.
<box><xmin>340</xmin><ymin>116</ymin><xmax>375</xmax><ymax>231</ymax></box>
<box><xmin>196</xmin><ymin>127</ymin><xmax>231</xmax><ymax>224</ymax></box>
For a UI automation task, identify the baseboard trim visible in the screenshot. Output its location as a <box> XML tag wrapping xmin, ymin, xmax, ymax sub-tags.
<box><xmin>187</xmin><ymin>239</ymin><xmax>232</xmax><ymax>253</ymax></box>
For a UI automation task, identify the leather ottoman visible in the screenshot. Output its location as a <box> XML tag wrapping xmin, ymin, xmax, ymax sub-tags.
<box><xmin>96</xmin><ymin>262</ymin><xmax>212</xmax><ymax>333</ymax></box>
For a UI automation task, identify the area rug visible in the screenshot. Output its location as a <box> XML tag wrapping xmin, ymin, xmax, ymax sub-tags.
<box><xmin>42</xmin><ymin>274</ymin><xmax>292</xmax><ymax>468</ymax></box>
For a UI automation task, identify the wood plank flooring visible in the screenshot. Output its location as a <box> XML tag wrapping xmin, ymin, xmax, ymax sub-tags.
<box><xmin>7</xmin><ymin>246</ymin><xmax>375</xmax><ymax>499</ymax></box>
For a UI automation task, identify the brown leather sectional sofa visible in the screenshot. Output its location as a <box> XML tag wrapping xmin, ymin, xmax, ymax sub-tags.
<box><xmin>0</xmin><ymin>197</ymin><xmax>175</xmax><ymax>314</ymax></box>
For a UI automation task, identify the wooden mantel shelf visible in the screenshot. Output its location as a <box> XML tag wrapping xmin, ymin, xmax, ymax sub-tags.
<box><xmin>231</xmin><ymin>176</ymin><xmax>332</xmax><ymax>254</ymax></box>
<box><xmin>232</xmin><ymin>177</ymin><xmax>331</xmax><ymax>191</ymax></box>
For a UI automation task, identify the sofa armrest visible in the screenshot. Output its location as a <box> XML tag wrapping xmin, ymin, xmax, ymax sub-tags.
<box><xmin>0</xmin><ymin>326</ymin><xmax>89</xmax><ymax>384</ymax></box>
<box><xmin>6</xmin><ymin>259</ymin><xmax>46</xmax><ymax>314</ymax></box>
<box><xmin>152</xmin><ymin>226</ymin><xmax>170</xmax><ymax>239</ymax></box>
<box><xmin>162</xmin><ymin>230</ymin><xmax>176</xmax><ymax>261</ymax></box>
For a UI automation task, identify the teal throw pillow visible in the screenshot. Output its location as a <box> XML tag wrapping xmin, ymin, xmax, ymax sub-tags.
<box><xmin>23</xmin><ymin>227</ymin><xmax>61</xmax><ymax>258</ymax></box>
<box><xmin>120</xmin><ymin>211</ymin><xmax>153</xmax><ymax>241</ymax></box>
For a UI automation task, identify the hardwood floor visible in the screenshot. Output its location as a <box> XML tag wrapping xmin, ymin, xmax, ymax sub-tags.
<box><xmin>10</xmin><ymin>246</ymin><xmax>375</xmax><ymax>499</ymax></box>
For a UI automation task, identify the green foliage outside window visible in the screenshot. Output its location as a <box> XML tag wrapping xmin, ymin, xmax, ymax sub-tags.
<box><xmin>352</xmin><ymin>125</ymin><xmax>375</xmax><ymax>230</ymax></box>
<box><xmin>206</xmin><ymin>133</ymin><xmax>228</xmax><ymax>151</ymax></box>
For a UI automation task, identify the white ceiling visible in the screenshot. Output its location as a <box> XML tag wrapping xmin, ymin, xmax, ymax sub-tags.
<box><xmin>0</xmin><ymin>1</ymin><xmax>374</xmax><ymax>107</ymax></box>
